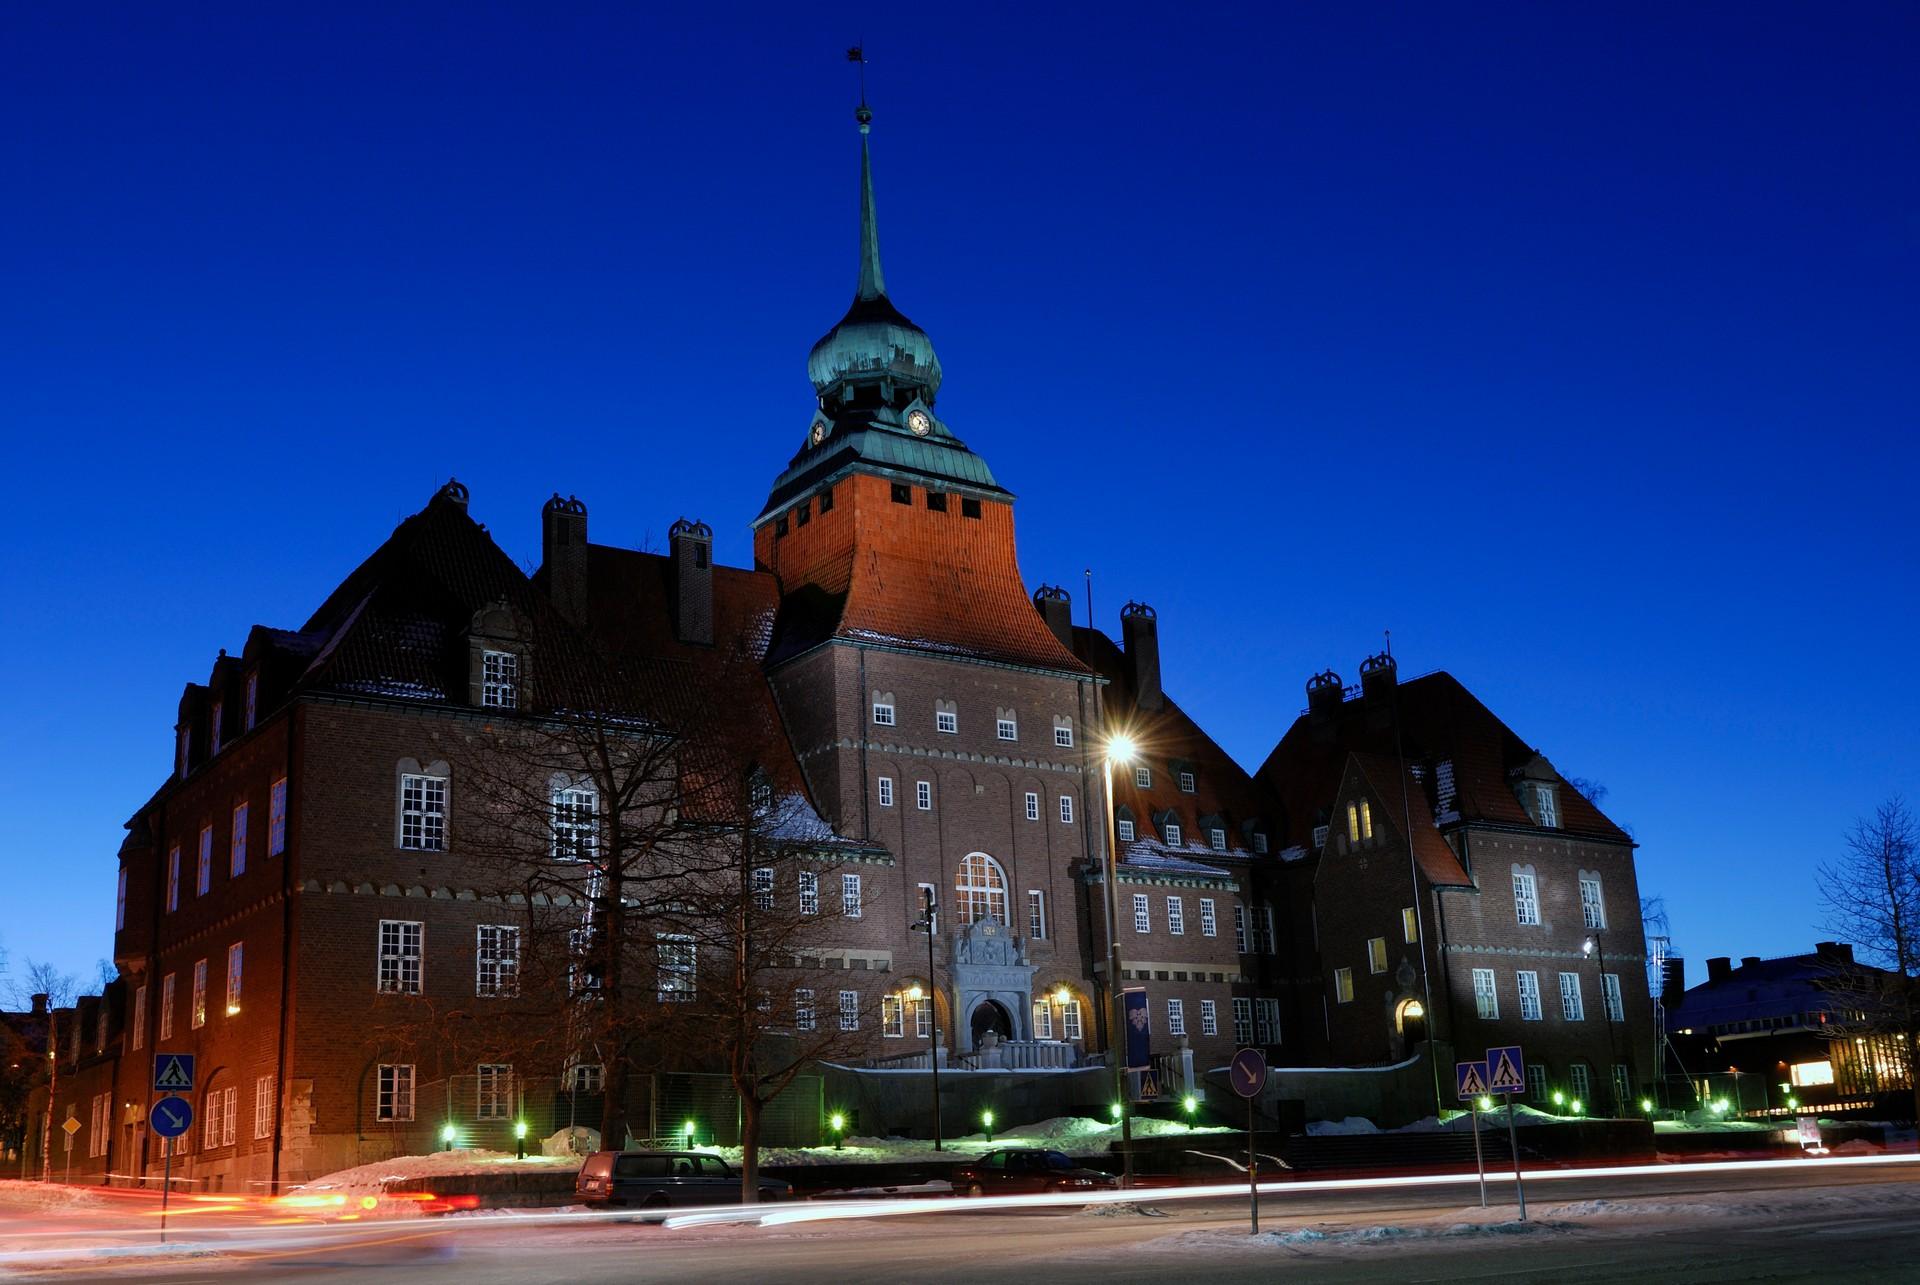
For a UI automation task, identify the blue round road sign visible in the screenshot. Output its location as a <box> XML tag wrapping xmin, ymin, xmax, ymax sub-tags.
<box><xmin>1229</xmin><ymin>1048</ymin><xmax>1268</xmax><ymax>1099</ymax></box>
<box><xmin>150</xmin><ymin>1095</ymin><xmax>193</xmax><ymax>1139</ymax></box>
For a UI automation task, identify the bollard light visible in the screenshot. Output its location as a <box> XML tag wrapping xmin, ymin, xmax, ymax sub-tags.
<box><xmin>683</xmin><ymin>1119</ymin><xmax>698</xmax><ymax>1146</ymax></box>
<box><xmin>1552</xmin><ymin>1090</ymin><xmax>1565</xmax><ymax>1107</ymax></box>
<box><xmin>981</xmin><ymin>1108</ymin><xmax>995</xmax><ymax>1143</ymax></box>
<box><xmin>1109</xmin><ymin>1102</ymin><xmax>1123</xmax><ymax>1123</ymax></box>
<box><xmin>829</xmin><ymin>1112</ymin><xmax>846</xmax><ymax>1151</ymax></box>
<box><xmin>1183</xmin><ymin>1095</ymin><xmax>1199</xmax><ymax>1116</ymax></box>
<box><xmin>440</xmin><ymin>1122</ymin><xmax>457</xmax><ymax>1151</ymax></box>
<box><xmin>1641</xmin><ymin>1098</ymin><xmax>1654</xmax><ymax>1114</ymax></box>
<box><xmin>1569</xmin><ymin>1099</ymin><xmax>1584</xmax><ymax>1116</ymax></box>
<box><xmin>514</xmin><ymin>1119</ymin><xmax>528</xmax><ymax>1159</ymax></box>
<box><xmin>1477</xmin><ymin>1096</ymin><xmax>1494</xmax><ymax>1112</ymax></box>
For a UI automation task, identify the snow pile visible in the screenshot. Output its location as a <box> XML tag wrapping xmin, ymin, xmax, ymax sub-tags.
<box><xmin>1549</xmin><ymin>1198</ymin><xmax>1724</xmax><ymax>1219</ymax></box>
<box><xmin>1077</xmin><ymin>1201</ymin><xmax>1171</xmax><ymax>1218</ymax></box>
<box><xmin>543</xmin><ymin>1126</ymin><xmax>599</xmax><ymax>1157</ymax></box>
<box><xmin>291</xmin><ymin>1148</ymin><xmax>579</xmax><ymax>1197</ymax></box>
<box><xmin>707</xmin><ymin>1115</ymin><xmax>1227</xmax><ymax>1168</ymax></box>
<box><xmin>0</xmin><ymin>1181</ymin><xmax>114</xmax><ymax>1214</ymax></box>
<box><xmin>1307</xmin><ymin>1117</ymin><xmax>1381</xmax><ymax>1136</ymax></box>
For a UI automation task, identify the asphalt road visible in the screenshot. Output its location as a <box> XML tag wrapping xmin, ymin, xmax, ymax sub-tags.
<box><xmin>31</xmin><ymin>1161</ymin><xmax>1920</xmax><ymax>1283</ymax></box>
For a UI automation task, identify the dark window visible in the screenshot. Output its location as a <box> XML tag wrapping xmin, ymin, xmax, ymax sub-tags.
<box><xmin>614</xmin><ymin>1154</ymin><xmax>669</xmax><ymax>1178</ymax></box>
<box><xmin>797</xmin><ymin>500</ymin><xmax>811</xmax><ymax>527</ymax></box>
<box><xmin>774</xmin><ymin>515</ymin><xmax>789</xmax><ymax>537</ymax></box>
<box><xmin>926</xmin><ymin>491</ymin><xmax>948</xmax><ymax>512</ymax></box>
<box><xmin>695</xmin><ymin>545</ymin><xmax>708</xmax><ymax>569</ymax></box>
<box><xmin>961</xmin><ymin>497</ymin><xmax>982</xmax><ymax>519</ymax></box>
<box><xmin>819</xmin><ymin>487</ymin><xmax>834</xmax><ymax>513</ymax></box>
<box><xmin>891</xmin><ymin>483</ymin><xmax>912</xmax><ymax>505</ymax></box>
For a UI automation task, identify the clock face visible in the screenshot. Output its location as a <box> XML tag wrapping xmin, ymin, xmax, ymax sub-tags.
<box><xmin>907</xmin><ymin>410</ymin><xmax>932</xmax><ymax>436</ymax></box>
<box><xmin>811</xmin><ymin>422</ymin><xmax>828</xmax><ymax>446</ymax></box>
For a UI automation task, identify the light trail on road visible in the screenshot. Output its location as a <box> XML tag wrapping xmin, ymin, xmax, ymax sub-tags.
<box><xmin>2</xmin><ymin>1151</ymin><xmax>1917</xmax><ymax>1272</ymax></box>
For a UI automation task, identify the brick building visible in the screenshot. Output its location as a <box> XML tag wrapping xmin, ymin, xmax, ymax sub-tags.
<box><xmin>45</xmin><ymin>101</ymin><xmax>1660</xmax><ymax>1187</ymax></box>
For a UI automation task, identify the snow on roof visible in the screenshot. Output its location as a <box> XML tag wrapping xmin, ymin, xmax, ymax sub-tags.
<box><xmin>1118</xmin><ymin>841</ymin><xmax>1234</xmax><ymax>879</ymax></box>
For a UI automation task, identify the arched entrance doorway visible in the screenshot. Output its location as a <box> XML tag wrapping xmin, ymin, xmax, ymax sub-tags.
<box><xmin>970</xmin><ymin>999</ymin><xmax>1013</xmax><ymax>1050</ymax></box>
<box><xmin>1396</xmin><ymin>997</ymin><xmax>1429</xmax><ymax>1046</ymax></box>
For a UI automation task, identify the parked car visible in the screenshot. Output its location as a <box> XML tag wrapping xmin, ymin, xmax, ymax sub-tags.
<box><xmin>952</xmin><ymin>1148</ymin><xmax>1118</xmax><ymax>1197</ymax></box>
<box><xmin>576</xmin><ymin>1150</ymin><xmax>792</xmax><ymax>1208</ymax></box>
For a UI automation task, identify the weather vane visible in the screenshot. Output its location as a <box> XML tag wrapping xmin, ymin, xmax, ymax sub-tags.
<box><xmin>847</xmin><ymin>44</ymin><xmax>869</xmax><ymax>120</ymax></box>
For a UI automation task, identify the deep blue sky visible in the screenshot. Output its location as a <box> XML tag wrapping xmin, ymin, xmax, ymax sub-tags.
<box><xmin>3</xmin><ymin>4</ymin><xmax>1915</xmax><ymax>991</ymax></box>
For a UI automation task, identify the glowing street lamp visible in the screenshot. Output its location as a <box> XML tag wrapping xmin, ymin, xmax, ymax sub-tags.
<box><xmin>981</xmin><ymin>1108</ymin><xmax>996</xmax><ymax>1143</ymax></box>
<box><xmin>1640</xmin><ymin>1098</ymin><xmax>1655</xmax><ymax>1114</ymax></box>
<box><xmin>440</xmin><ymin>1122</ymin><xmax>457</xmax><ymax>1152</ymax></box>
<box><xmin>682</xmin><ymin>1119</ymin><xmax>698</xmax><ymax>1147</ymax></box>
<box><xmin>1109</xmin><ymin>1102</ymin><xmax>1124</xmax><ymax>1123</ymax></box>
<box><xmin>514</xmin><ymin>1119</ymin><xmax>529</xmax><ymax>1159</ymax></box>
<box><xmin>1477</xmin><ymin>1096</ymin><xmax>1494</xmax><ymax>1112</ymax></box>
<box><xmin>1569</xmin><ymin>1099</ymin><xmax>1584</xmax><ymax>1116</ymax></box>
<box><xmin>829</xmin><ymin>1112</ymin><xmax>847</xmax><ymax>1151</ymax></box>
<box><xmin>1099</xmin><ymin>731</ymin><xmax>1140</xmax><ymax>1189</ymax></box>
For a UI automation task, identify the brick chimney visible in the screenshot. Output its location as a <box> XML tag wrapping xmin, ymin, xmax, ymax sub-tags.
<box><xmin>1032</xmin><ymin>585</ymin><xmax>1074</xmax><ymax>652</ymax></box>
<box><xmin>1814</xmin><ymin>941</ymin><xmax>1854</xmax><ymax>965</ymax></box>
<box><xmin>541</xmin><ymin>494</ymin><xmax>589</xmax><ymax>623</ymax></box>
<box><xmin>670</xmin><ymin>519</ymin><xmax>714</xmax><ymax>646</ymax></box>
<box><xmin>1120</xmin><ymin>602</ymin><xmax>1161</xmax><ymax>711</ymax></box>
<box><xmin>1740</xmin><ymin>956</ymin><xmax>1762</xmax><ymax>970</ymax></box>
<box><xmin>1360</xmin><ymin>651</ymin><xmax>1397</xmax><ymax>728</ymax></box>
<box><xmin>1307</xmin><ymin>670</ymin><xmax>1344</xmax><ymax>739</ymax></box>
<box><xmin>1706</xmin><ymin>956</ymin><xmax>1732</xmax><ymax>982</ymax></box>
<box><xmin>30</xmin><ymin>993</ymin><xmax>47</xmax><ymax>1016</ymax></box>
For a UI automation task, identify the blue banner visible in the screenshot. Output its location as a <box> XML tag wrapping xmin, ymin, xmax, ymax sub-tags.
<box><xmin>1123</xmin><ymin>987</ymin><xmax>1151</xmax><ymax>1071</ymax></box>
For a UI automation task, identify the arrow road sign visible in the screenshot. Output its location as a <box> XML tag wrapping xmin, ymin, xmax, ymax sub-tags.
<box><xmin>1229</xmin><ymin>1047</ymin><xmax>1268</xmax><ymax>1099</ymax></box>
<box><xmin>1487</xmin><ymin>1045</ymin><xmax>1526</xmax><ymax>1095</ymax></box>
<box><xmin>153</xmin><ymin>1053</ymin><xmax>195</xmax><ymax>1093</ymax></box>
<box><xmin>150</xmin><ymin>1095</ymin><xmax>193</xmax><ymax>1140</ymax></box>
<box><xmin>1456</xmin><ymin>1060</ymin><xmax>1489</xmax><ymax>1099</ymax></box>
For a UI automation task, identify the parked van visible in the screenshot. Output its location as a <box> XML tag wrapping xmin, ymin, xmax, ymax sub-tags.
<box><xmin>576</xmin><ymin>1150</ymin><xmax>792</xmax><ymax>1208</ymax></box>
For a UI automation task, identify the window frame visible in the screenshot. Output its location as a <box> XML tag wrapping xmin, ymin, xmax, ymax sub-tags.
<box><xmin>399</xmin><ymin>772</ymin><xmax>449</xmax><ymax>852</ymax></box>
<box><xmin>1166</xmin><ymin>997</ymin><xmax>1187</xmax><ymax>1037</ymax></box>
<box><xmin>225</xmin><ymin>941</ymin><xmax>243</xmax><ymax>1012</ymax></box>
<box><xmin>377</xmin><ymin>920</ymin><xmax>424</xmax><ymax>995</ymax></box>
<box><xmin>1199</xmin><ymin>898</ymin><xmax>1217</xmax><ymax>937</ymax></box>
<box><xmin>191</xmin><ymin>959</ymin><xmax>208</xmax><ymax>1028</ymax></box>
<box><xmin>1512</xmin><ymin>870</ymin><xmax>1540</xmax><ymax>926</ymax></box>
<box><xmin>1367</xmin><ymin>936</ymin><xmax>1388</xmax><ymax>974</ymax></box>
<box><xmin>1058</xmin><ymin>794</ymin><xmax>1074</xmax><ymax>824</ymax></box>
<box><xmin>1580</xmin><ymin>876</ymin><xmax>1607</xmax><ymax>929</ymax></box>
<box><xmin>1558</xmin><ymin>971</ymin><xmax>1585</xmax><ymax>1022</ymax></box>
<box><xmin>841</xmin><ymin>872</ymin><xmax>863</xmax><ymax>918</ymax></box>
<box><xmin>1473</xmin><ymin>968</ymin><xmax>1499</xmax><ymax>1020</ymax></box>
<box><xmin>1166</xmin><ymin>895</ymin><xmax>1185</xmax><ymax>936</ymax></box>
<box><xmin>956</xmin><ymin>852</ymin><xmax>1009</xmax><ymax>926</ymax></box>
<box><xmin>799</xmin><ymin>869</ymin><xmax>819</xmax><ymax>915</ymax></box>
<box><xmin>476</xmin><ymin>1064</ymin><xmax>512</xmax><ymax>1120</ymax></box>
<box><xmin>1334</xmin><ymin>967</ymin><xmax>1354</xmax><ymax>1004</ymax></box>
<box><xmin>1025</xmin><ymin>791</ymin><xmax>1040</xmax><ymax>822</ymax></box>
<box><xmin>1132</xmin><ymin>893</ymin><xmax>1151</xmax><ymax>934</ymax></box>
<box><xmin>268</xmin><ymin>777</ymin><xmax>287</xmax><ymax>856</ymax></box>
<box><xmin>230</xmin><ymin>803</ymin><xmax>248</xmax><ymax>877</ymax></box>
<box><xmin>376</xmin><ymin>1064</ymin><xmax>415</xmax><ymax>1122</ymax></box>
<box><xmin>481</xmin><ymin>649</ymin><xmax>520</xmax><ymax>709</ymax></box>
<box><xmin>656</xmin><ymin>933</ymin><xmax>697</xmax><ymax>1003</ymax></box>
<box><xmin>1232</xmin><ymin>997</ymin><xmax>1254</xmax><ymax>1044</ymax></box>
<box><xmin>1517</xmin><ymin>970</ymin><xmax>1543</xmax><ymax>1021</ymax></box>
<box><xmin>1199</xmin><ymin>998</ymin><xmax>1218</xmax><ymax>1036</ymax></box>
<box><xmin>878</xmin><ymin>776</ymin><xmax>894</xmax><ymax>808</ymax></box>
<box><xmin>476</xmin><ymin>924</ymin><xmax>521</xmax><ymax>998</ymax></box>
<box><xmin>872</xmin><ymin>699</ymin><xmax>896</xmax><ymax>726</ymax></box>
<box><xmin>996</xmin><ymin>717</ymin><xmax>1018</xmax><ymax>741</ymax></box>
<box><xmin>1027</xmin><ymin>889</ymin><xmax>1047</xmax><ymax>939</ymax></box>
<box><xmin>838</xmin><ymin>989</ymin><xmax>860</xmax><ymax>1031</ymax></box>
<box><xmin>916</xmin><ymin>780</ymin><xmax>932</xmax><ymax>810</ymax></box>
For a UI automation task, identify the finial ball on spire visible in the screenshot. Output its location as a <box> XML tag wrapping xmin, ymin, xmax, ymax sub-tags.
<box><xmin>856</xmin><ymin>103</ymin><xmax>872</xmax><ymax>130</ymax></box>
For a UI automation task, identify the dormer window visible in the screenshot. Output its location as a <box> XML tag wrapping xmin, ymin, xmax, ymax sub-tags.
<box><xmin>796</xmin><ymin>500</ymin><xmax>811</xmax><ymax>527</ymax></box>
<box><xmin>482</xmin><ymin>651</ymin><xmax>520</xmax><ymax>709</ymax></box>
<box><xmin>1532</xmin><ymin>783</ymin><xmax>1560</xmax><ymax>828</ymax></box>
<box><xmin>1135</xmin><ymin>766</ymin><xmax>1151</xmax><ymax>788</ymax></box>
<box><xmin>244</xmin><ymin>673</ymin><xmax>258</xmax><ymax>731</ymax></box>
<box><xmin>1209</xmin><ymin>827</ymin><xmax>1227</xmax><ymax>851</ymax></box>
<box><xmin>210</xmin><ymin>701</ymin><xmax>224</xmax><ymax>750</ymax></box>
<box><xmin>1117</xmin><ymin>818</ymin><xmax>1135</xmax><ymax>842</ymax></box>
<box><xmin>1164</xmin><ymin>822</ymin><xmax>1183</xmax><ymax>848</ymax></box>
<box><xmin>1253</xmin><ymin>832</ymin><xmax>1269</xmax><ymax>854</ymax></box>
<box><xmin>176</xmin><ymin>726</ymin><xmax>190</xmax><ymax>779</ymax></box>
<box><xmin>1178</xmin><ymin>770</ymin><xmax>1196</xmax><ymax>793</ymax></box>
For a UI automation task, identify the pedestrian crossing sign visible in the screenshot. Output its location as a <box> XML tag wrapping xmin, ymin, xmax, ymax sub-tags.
<box><xmin>1486</xmin><ymin>1045</ymin><xmax>1525</xmax><ymax>1095</ymax></box>
<box><xmin>1456</xmin><ymin>1060</ymin><xmax>1489</xmax><ymax>1099</ymax></box>
<box><xmin>153</xmin><ymin>1053</ymin><xmax>195</xmax><ymax>1093</ymax></box>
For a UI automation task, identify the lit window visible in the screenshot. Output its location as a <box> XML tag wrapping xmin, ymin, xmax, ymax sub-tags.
<box><xmin>1790</xmin><ymin>1060</ymin><xmax>1835</xmax><ymax>1087</ymax></box>
<box><xmin>842</xmin><ymin>872</ymin><xmax>862</xmax><ymax>918</ymax></box>
<box><xmin>878</xmin><ymin>776</ymin><xmax>894</xmax><ymax>807</ymax></box>
<box><xmin>1166</xmin><ymin>896</ymin><xmax>1185</xmax><ymax>936</ymax></box>
<box><xmin>160</xmin><ymin>974</ymin><xmax>176</xmax><ymax>1040</ymax></box>
<box><xmin>231</xmin><ymin>803</ymin><xmax>248</xmax><ymax>876</ymax></box>
<box><xmin>1117</xmin><ymin>818</ymin><xmax>1135</xmax><ymax>841</ymax></box>
<box><xmin>872</xmin><ymin>699</ymin><xmax>895</xmax><ymax>726</ymax></box>
<box><xmin>1178</xmin><ymin>771</ymin><xmax>1195</xmax><ymax>793</ymax></box>
<box><xmin>1134</xmin><ymin>766</ymin><xmax>1151</xmax><ymax>788</ymax></box>
<box><xmin>916</xmin><ymin>780</ymin><xmax>932</xmax><ymax>810</ymax></box>
<box><xmin>191</xmin><ymin>959</ymin><xmax>208</xmax><ymax>1028</ymax></box>
<box><xmin>1402</xmin><ymin>907</ymin><xmax>1419</xmax><ymax>943</ymax></box>
<box><xmin>376</xmin><ymin>1064</ymin><xmax>415</xmax><ymax>1121</ymax></box>
<box><xmin>377</xmin><ymin>920</ymin><xmax>424</xmax><ymax>994</ymax></box>
<box><xmin>956</xmin><ymin>853</ymin><xmax>1008</xmax><ymax>925</ymax></box>
<box><xmin>1559</xmin><ymin>972</ymin><xmax>1585</xmax><ymax>1021</ymax></box>
<box><xmin>1200</xmin><ymin>999</ymin><xmax>1218</xmax><ymax>1036</ymax></box>
<box><xmin>799</xmin><ymin>870</ymin><xmax>819</xmax><ymax>915</ymax></box>
<box><xmin>1512</xmin><ymin>871</ymin><xmax>1540</xmax><ymax>926</ymax></box>
<box><xmin>1517</xmin><ymin>970</ymin><xmax>1543</xmax><ymax>1021</ymax></box>
<box><xmin>914</xmin><ymin>996</ymin><xmax>931</xmax><ymax>1038</ymax></box>
<box><xmin>657</xmin><ymin>933</ymin><xmax>697</xmax><ymax>1003</ymax></box>
<box><xmin>550</xmin><ymin>784</ymin><xmax>597</xmax><ymax>861</ymax></box>
<box><xmin>1473</xmin><ymin>968</ymin><xmax>1498</xmax><ymax>1020</ymax></box>
<box><xmin>1580</xmin><ymin>877</ymin><xmax>1606</xmax><ymax>929</ymax></box>
<box><xmin>476</xmin><ymin>1064</ymin><xmax>512</xmax><ymax>1120</ymax></box>
<box><xmin>1027</xmin><ymin>889</ymin><xmax>1046</xmax><ymax>939</ymax></box>
<box><xmin>1367</xmin><ymin>937</ymin><xmax>1387</xmax><ymax>974</ymax></box>
<box><xmin>476</xmin><ymin>925</ymin><xmax>520</xmax><ymax>997</ymax></box>
<box><xmin>1061</xmin><ymin>999</ymin><xmax>1083</xmax><ymax>1041</ymax></box>
<box><xmin>1059</xmin><ymin>795</ymin><xmax>1074</xmax><ymax>824</ymax></box>
<box><xmin>1025</xmin><ymin>791</ymin><xmax>1039</xmax><ymax>821</ymax></box>
<box><xmin>1360</xmin><ymin>801</ymin><xmax>1373</xmax><ymax>839</ymax></box>
<box><xmin>794</xmin><ymin>989</ymin><xmax>815</xmax><ymax>1032</ymax></box>
<box><xmin>754</xmin><ymin>867</ymin><xmax>775</xmax><ymax>911</ymax></box>
<box><xmin>1199</xmin><ymin>898</ymin><xmax>1217</xmax><ymax>937</ymax></box>
<box><xmin>481</xmin><ymin>651</ymin><xmax>520</xmax><ymax>709</ymax></box>
<box><xmin>269</xmin><ymin>778</ymin><xmax>287</xmax><ymax>856</ymax></box>
<box><xmin>226</xmin><ymin>942</ymin><xmax>243</xmax><ymax>1011</ymax></box>
<box><xmin>1167</xmin><ymin>998</ymin><xmax>1187</xmax><ymax>1037</ymax></box>
<box><xmin>839</xmin><ymin>989</ymin><xmax>859</xmax><ymax>1031</ymax></box>
<box><xmin>1132</xmin><ymin>893</ymin><xmax>1150</xmax><ymax>934</ymax></box>
<box><xmin>1334</xmin><ymin>967</ymin><xmax>1354</xmax><ymax>1004</ymax></box>
<box><xmin>400</xmin><ymin>773</ymin><xmax>448</xmax><ymax>851</ymax></box>
<box><xmin>1232</xmin><ymin>998</ymin><xmax>1253</xmax><ymax>1044</ymax></box>
<box><xmin>197</xmin><ymin>826</ymin><xmax>212</xmax><ymax>895</ymax></box>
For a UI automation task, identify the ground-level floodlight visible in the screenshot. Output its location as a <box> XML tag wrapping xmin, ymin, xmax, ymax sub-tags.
<box><xmin>514</xmin><ymin>1119</ymin><xmax>529</xmax><ymax>1159</ymax></box>
<box><xmin>830</xmin><ymin>1112</ymin><xmax>847</xmax><ymax>1150</ymax></box>
<box><xmin>441</xmin><ymin>1122</ymin><xmax>457</xmax><ymax>1152</ymax></box>
<box><xmin>981</xmin><ymin>1108</ymin><xmax>995</xmax><ymax>1143</ymax></box>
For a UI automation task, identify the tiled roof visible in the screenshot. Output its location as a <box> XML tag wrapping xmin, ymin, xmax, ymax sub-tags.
<box><xmin>1257</xmin><ymin>671</ymin><xmax>1631</xmax><ymax>853</ymax></box>
<box><xmin>1070</xmin><ymin>625</ymin><xmax>1271</xmax><ymax>857</ymax></box>
<box><xmin>1347</xmin><ymin>752</ymin><xmax>1473</xmax><ymax>887</ymax></box>
<box><xmin>1666</xmin><ymin>950</ymin><xmax>1883</xmax><ymax>1030</ymax></box>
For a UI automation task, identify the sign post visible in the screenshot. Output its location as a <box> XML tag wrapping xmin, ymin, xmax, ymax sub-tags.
<box><xmin>151</xmin><ymin>1054</ymin><xmax>197</xmax><ymax>1243</ymax></box>
<box><xmin>1229</xmin><ymin>1048</ymin><xmax>1268</xmax><ymax>1236</ymax></box>
<box><xmin>1485</xmin><ymin>1045</ymin><xmax>1527</xmax><ymax>1220</ymax></box>
<box><xmin>61</xmin><ymin>1115</ymin><xmax>78</xmax><ymax>1184</ymax></box>
<box><xmin>1455</xmin><ymin>1060</ymin><xmax>1490</xmax><ymax>1207</ymax></box>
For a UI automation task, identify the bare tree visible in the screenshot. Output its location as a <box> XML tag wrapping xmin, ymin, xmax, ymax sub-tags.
<box><xmin>1564</xmin><ymin>776</ymin><xmax>1609</xmax><ymax>806</ymax></box>
<box><xmin>1816</xmin><ymin>797</ymin><xmax>1920</xmax><ymax>1122</ymax></box>
<box><xmin>6</xmin><ymin>959</ymin><xmax>80</xmax><ymax>1010</ymax></box>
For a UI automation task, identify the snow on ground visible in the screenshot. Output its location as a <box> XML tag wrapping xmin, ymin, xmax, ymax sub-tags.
<box><xmin>0</xmin><ymin>1180</ymin><xmax>113</xmax><ymax>1215</ymax></box>
<box><xmin>716</xmin><ymin>1115</ymin><xmax>1232</xmax><ymax>1167</ymax></box>
<box><xmin>291</xmin><ymin>1148</ymin><xmax>579</xmax><ymax>1198</ymax></box>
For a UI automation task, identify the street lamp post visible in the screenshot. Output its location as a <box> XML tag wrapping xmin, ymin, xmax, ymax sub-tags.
<box><xmin>914</xmin><ymin>888</ymin><xmax>943</xmax><ymax>1151</ymax></box>
<box><xmin>1584</xmin><ymin>935</ymin><xmax>1620</xmax><ymax>1113</ymax></box>
<box><xmin>1101</xmin><ymin>735</ymin><xmax>1138</xmax><ymax>1190</ymax></box>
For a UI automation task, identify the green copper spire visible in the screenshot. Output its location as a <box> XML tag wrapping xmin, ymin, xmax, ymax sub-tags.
<box><xmin>856</xmin><ymin>104</ymin><xmax>886</xmax><ymax>302</ymax></box>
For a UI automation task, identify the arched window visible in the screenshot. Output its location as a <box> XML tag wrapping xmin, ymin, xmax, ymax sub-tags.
<box><xmin>955</xmin><ymin>853</ymin><xmax>1008</xmax><ymax>926</ymax></box>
